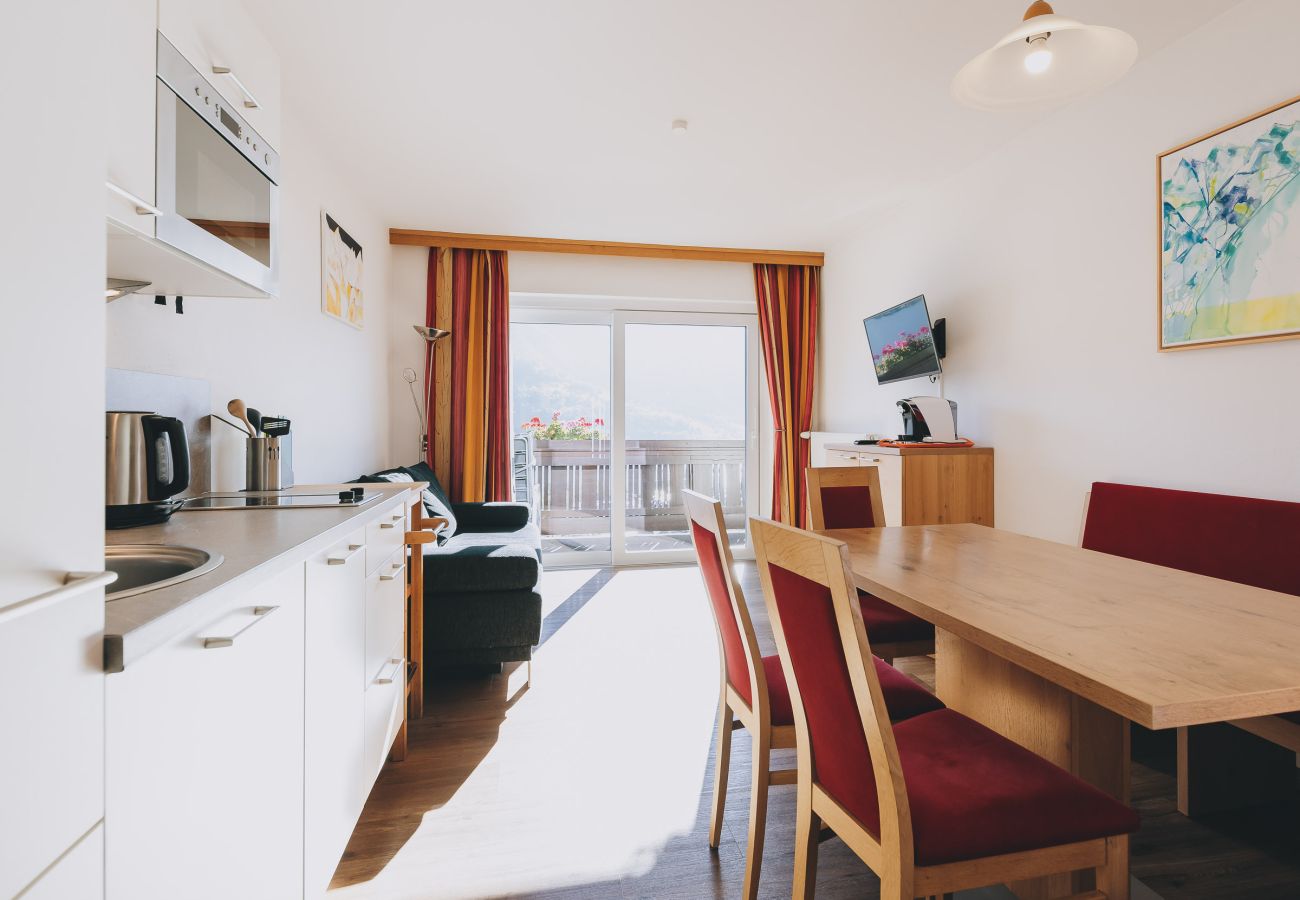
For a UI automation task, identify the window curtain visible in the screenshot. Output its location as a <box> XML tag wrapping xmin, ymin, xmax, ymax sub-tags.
<box><xmin>753</xmin><ymin>263</ymin><xmax>819</xmax><ymax>527</ymax></box>
<box><xmin>425</xmin><ymin>247</ymin><xmax>512</xmax><ymax>502</ymax></box>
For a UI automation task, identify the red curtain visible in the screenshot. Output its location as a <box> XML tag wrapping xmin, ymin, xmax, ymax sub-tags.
<box><xmin>754</xmin><ymin>264</ymin><xmax>819</xmax><ymax>527</ymax></box>
<box><xmin>426</xmin><ymin>247</ymin><xmax>512</xmax><ymax>502</ymax></box>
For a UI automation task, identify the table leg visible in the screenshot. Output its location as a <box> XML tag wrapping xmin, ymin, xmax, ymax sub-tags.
<box><xmin>935</xmin><ymin>629</ymin><xmax>1129</xmax><ymax>900</ymax></box>
<box><xmin>1177</xmin><ymin>723</ymin><xmax>1294</xmax><ymax>816</ymax></box>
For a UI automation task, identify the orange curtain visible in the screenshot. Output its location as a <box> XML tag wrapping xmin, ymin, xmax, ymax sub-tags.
<box><xmin>426</xmin><ymin>247</ymin><xmax>512</xmax><ymax>502</ymax></box>
<box><xmin>754</xmin><ymin>264</ymin><xmax>819</xmax><ymax>527</ymax></box>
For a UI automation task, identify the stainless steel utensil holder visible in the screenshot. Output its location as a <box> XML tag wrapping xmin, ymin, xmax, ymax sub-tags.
<box><xmin>245</xmin><ymin>435</ymin><xmax>294</xmax><ymax>491</ymax></box>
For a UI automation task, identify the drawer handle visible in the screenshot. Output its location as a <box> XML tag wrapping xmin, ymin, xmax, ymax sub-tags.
<box><xmin>211</xmin><ymin>65</ymin><xmax>260</xmax><ymax>109</ymax></box>
<box><xmin>378</xmin><ymin>513</ymin><xmax>405</xmax><ymax>530</ymax></box>
<box><xmin>379</xmin><ymin>561</ymin><xmax>406</xmax><ymax>582</ymax></box>
<box><xmin>375</xmin><ymin>657</ymin><xmax>405</xmax><ymax>685</ymax></box>
<box><xmin>203</xmin><ymin>605</ymin><xmax>277</xmax><ymax>649</ymax></box>
<box><xmin>0</xmin><ymin>570</ymin><xmax>117</xmax><ymax>626</ymax></box>
<box><xmin>326</xmin><ymin>543</ymin><xmax>364</xmax><ymax>565</ymax></box>
<box><xmin>106</xmin><ymin>181</ymin><xmax>162</xmax><ymax>216</ymax></box>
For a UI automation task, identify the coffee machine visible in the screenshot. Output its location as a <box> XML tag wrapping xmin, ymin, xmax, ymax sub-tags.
<box><xmin>897</xmin><ymin>397</ymin><xmax>959</xmax><ymax>442</ymax></box>
<box><xmin>105</xmin><ymin>411</ymin><xmax>191</xmax><ymax>528</ymax></box>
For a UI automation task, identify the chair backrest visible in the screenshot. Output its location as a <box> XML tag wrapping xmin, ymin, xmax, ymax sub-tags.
<box><xmin>684</xmin><ymin>490</ymin><xmax>766</xmax><ymax>714</ymax></box>
<box><xmin>806</xmin><ymin>466</ymin><xmax>886</xmax><ymax>530</ymax></box>
<box><xmin>1081</xmin><ymin>482</ymin><xmax>1300</xmax><ymax>597</ymax></box>
<box><xmin>750</xmin><ymin>516</ymin><xmax>913</xmax><ymax>865</ymax></box>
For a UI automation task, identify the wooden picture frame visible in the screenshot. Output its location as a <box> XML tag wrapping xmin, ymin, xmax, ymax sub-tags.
<box><xmin>1157</xmin><ymin>93</ymin><xmax>1300</xmax><ymax>351</ymax></box>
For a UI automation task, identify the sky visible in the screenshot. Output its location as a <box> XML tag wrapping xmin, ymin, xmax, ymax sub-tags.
<box><xmin>510</xmin><ymin>322</ymin><xmax>747</xmax><ymax>440</ymax></box>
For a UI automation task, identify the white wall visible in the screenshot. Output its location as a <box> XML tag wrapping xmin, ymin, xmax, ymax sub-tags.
<box><xmin>107</xmin><ymin>108</ymin><xmax>391</xmax><ymax>488</ymax></box>
<box><xmin>818</xmin><ymin>0</ymin><xmax>1300</xmax><ymax>544</ymax></box>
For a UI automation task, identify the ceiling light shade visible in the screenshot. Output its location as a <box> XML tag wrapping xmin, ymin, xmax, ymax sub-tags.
<box><xmin>952</xmin><ymin>2</ymin><xmax>1137</xmax><ymax>112</ymax></box>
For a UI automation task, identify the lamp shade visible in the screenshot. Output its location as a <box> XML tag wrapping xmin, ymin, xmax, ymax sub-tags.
<box><xmin>952</xmin><ymin>9</ymin><xmax>1137</xmax><ymax>112</ymax></box>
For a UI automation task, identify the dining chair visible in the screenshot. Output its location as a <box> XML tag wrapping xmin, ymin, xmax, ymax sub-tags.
<box><xmin>751</xmin><ymin>516</ymin><xmax>1140</xmax><ymax>900</ymax></box>
<box><xmin>684</xmin><ymin>490</ymin><xmax>944</xmax><ymax>900</ymax></box>
<box><xmin>804</xmin><ymin>466</ymin><xmax>934</xmax><ymax>663</ymax></box>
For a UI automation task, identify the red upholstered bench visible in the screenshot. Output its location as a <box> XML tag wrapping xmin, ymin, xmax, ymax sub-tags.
<box><xmin>1081</xmin><ymin>481</ymin><xmax>1300</xmax><ymax>814</ymax></box>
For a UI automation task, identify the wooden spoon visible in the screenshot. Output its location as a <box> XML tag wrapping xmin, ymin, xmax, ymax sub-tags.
<box><xmin>227</xmin><ymin>399</ymin><xmax>255</xmax><ymax>436</ymax></box>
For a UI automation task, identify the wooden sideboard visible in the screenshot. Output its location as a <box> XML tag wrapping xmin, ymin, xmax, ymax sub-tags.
<box><xmin>819</xmin><ymin>443</ymin><xmax>994</xmax><ymax>527</ymax></box>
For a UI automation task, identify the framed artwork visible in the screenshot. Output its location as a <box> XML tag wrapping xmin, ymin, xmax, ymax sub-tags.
<box><xmin>322</xmin><ymin>211</ymin><xmax>364</xmax><ymax>329</ymax></box>
<box><xmin>1159</xmin><ymin>94</ymin><xmax>1300</xmax><ymax>351</ymax></box>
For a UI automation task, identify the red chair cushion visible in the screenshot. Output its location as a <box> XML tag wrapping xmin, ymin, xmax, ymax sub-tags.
<box><xmin>820</xmin><ymin>484</ymin><xmax>877</xmax><ymax>528</ymax></box>
<box><xmin>884</xmin><ymin>709</ymin><xmax>1141</xmax><ymax>866</ymax></box>
<box><xmin>691</xmin><ymin>521</ymin><xmax>753</xmax><ymax>705</ymax></box>
<box><xmin>761</xmin><ymin>654</ymin><xmax>942</xmax><ymax>727</ymax></box>
<box><xmin>858</xmin><ymin>590</ymin><xmax>934</xmax><ymax>645</ymax></box>
<box><xmin>1081</xmin><ymin>482</ymin><xmax>1300</xmax><ymax>597</ymax></box>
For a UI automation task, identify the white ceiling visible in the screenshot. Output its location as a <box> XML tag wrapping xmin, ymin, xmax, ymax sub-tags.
<box><xmin>249</xmin><ymin>0</ymin><xmax>1239</xmax><ymax>249</ymax></box>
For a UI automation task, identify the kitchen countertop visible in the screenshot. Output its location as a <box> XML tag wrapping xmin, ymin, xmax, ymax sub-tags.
<box><xmin>104</xmin><ymin>483</ymin><xmax>414</xmax><ymax>673</ymax></box>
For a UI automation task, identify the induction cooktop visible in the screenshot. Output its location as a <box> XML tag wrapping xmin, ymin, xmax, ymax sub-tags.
<box><xmin>181</xmin><ymin>490</ymin><xmax>382</xmax><ymax>511</ymax></box>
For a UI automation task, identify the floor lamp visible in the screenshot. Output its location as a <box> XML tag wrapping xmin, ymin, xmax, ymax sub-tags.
<box><xmin>404</xmin><ymin>325</ymin><xmax>452</xmax><ymax>458</ymax></box>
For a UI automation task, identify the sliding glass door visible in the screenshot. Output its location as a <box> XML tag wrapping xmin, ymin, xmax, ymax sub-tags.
<box><xmin>510</xmin><ymin>307</ymin><xmax>759</xmax><ymax>567</ymax></box>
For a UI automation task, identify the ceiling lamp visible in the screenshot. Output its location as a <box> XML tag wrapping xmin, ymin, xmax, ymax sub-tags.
<box><xmin>952</xmin><ymin>1</ymin><xmax>1137</xmax><ymax>111</ymax></box>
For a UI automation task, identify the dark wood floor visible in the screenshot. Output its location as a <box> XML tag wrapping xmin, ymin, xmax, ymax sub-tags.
<box><xmin>330</xmin><ymin>563</ymin><xmax>1300</xmax><ymax>900</ymax></box>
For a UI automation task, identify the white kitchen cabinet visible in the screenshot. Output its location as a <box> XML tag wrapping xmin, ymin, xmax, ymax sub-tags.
<box><xmin>304</xmin><ymin>529</ymin><xmax>368</xmax><ymax>897</ymax></box>
<box><xmin>0</xmin><ymin>578</ymin><xmax>108</xmax><ymax>899</ymax></box>
<box><xmin>105</xmin><ymin>564</ymin><xmax>306</xmax><ymax>900</ymax></box>
<box><xmin>158</xmin><ymin>0</ymin><xmax>282</xmax><ymax>149</ymax></box>
<box><xmin>20</xmin><ymin>822</ymin><xmax>104</xmax><ymax>900</ymax></box>
<box><xmin>105</xmin><ymin>0</ymin><xmax>159</xmax><ymax>237</ymax></box>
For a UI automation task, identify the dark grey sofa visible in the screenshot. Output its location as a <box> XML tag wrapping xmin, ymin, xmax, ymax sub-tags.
<box><xmin>359</xmin><ymin>463</ymin><xmax>542</xmax><ymax>677</ymax></box>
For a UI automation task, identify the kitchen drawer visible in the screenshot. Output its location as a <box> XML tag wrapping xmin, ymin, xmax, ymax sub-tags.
<box><xmin>0</xmin><ymin>583</ymin><xmax>104</xmax><ymax>899</ymax></box>
<box><xmin>365</xmin><ymin>545</ymin><xmax>405</xmax><ymax>681</ymax></box>
<box><xmin>366</xmin><ymin>505</ymin><xmax>407</xmax><ymax>574</ymax></box>
<box><xmin>363</xmin><ymin>640</ymin><xmax>405</xmax><ymax>782</ymax></box>
<box><xmin>826</xmin><ymin>449</ymin><xmax>862</xmax><ymax>467</ymax></box>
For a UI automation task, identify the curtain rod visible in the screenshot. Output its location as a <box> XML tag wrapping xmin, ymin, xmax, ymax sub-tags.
<box><xmin>388</xmin><ymin>228</ymin><xmax>824</xmax><ymax>266</ymax></box>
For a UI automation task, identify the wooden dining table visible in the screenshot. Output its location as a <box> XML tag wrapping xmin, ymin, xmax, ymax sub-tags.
<box><xmin>821</xmin><ymin>522</ymin><xmax>1300</xmax><ymax>900</ymax></box>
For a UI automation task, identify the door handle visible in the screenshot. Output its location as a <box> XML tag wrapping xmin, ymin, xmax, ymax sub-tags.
<box><xmin>106</xmin><ymin>181</ymin><xmax>162</xmax><ymax>216</ymax></box>
<box><xmin>202</xmin><ymin>605</ymin><xmax>278</xmax><ymax>648</ymax></box>
<box><xmin>374</xmin><ymin>657</ymin><xmax>405</xmax><ymax>685</ymax></box>
<box><xmin>379</xmin><ymin>561</ymin><xmax>406</xmax><ymax>582</ymax></box>
<box><xmin>326</xmin><ymin>543</ymin><xmax>364</xmax><ymax>565</ymax></box>
<box><xmin>211</xmin><ymin>66</ymin><xmax>260</xmax><ymax>109</ymax></box>
<box><xmin>0</xmin><ymin>571</ymin><xmax>117</xmax><ymax>626</ymax></box>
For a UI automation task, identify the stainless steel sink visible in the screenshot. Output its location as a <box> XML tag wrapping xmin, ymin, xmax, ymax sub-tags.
<box><xmin>105</xmin><ymin>545</ymin><xmax>223</xmax><ymax>600</ymax></box>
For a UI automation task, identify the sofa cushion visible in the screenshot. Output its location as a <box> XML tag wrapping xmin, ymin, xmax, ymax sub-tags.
<box><xmin>368</xmin><ymin>471</ymin><xmax>454</xmax><ymax>543</ymax></box>
<box><xmin>451</xmin><ymin>501</ymin><xmax>532</xmax><ymax>532</ymax></box>
<box><xmin>423</xmin><ymin>528</ymin><xmax>541</xmax><ymax>593</ymax></box>
<box><xmin>425</xmin><ymin>589</ymin><xmax>543</xmax><ymax>650</ymax></box>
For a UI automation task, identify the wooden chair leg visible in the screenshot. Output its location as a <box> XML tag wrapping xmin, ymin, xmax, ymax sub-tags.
<box><xmin>792</xmin><ymin>772</ymin><xmax>820</xmax><ymax>900</ymax></box>
<box><xmin>741</xmin><ymin>727</ymin><xmax>772</xmax><ymax>900</ymax></box>
<box><xmin>1096</xmin><ymin>834</ymin><xmax>1130</xmax><ymax>900</ymax></box>
<box><xmin>708</xmin><ymin>696</ymin><xmax>732</xmax><ymax>849</ymax></box>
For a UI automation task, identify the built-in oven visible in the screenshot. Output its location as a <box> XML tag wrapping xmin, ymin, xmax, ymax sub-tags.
<box><xmin>155</xmin><ymin>34</ymin><xmax>279</xmax><ymax>296</ymax></box>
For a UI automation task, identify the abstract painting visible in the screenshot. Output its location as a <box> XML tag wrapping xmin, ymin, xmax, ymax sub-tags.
<box><xmin>1159</xmin><ymin>95</ymin><xmax>1300</xmax><ymax>350</ymax></box>
<box><xmin>322</xmin><ymin>211</ymin><xmax>364</xmax><ymax>329</ymax></box>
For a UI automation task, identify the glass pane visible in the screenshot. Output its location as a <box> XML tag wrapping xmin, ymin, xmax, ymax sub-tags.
<box><xmin>173</xmin><ymin>94</ymin><xmax>273</xmax><ymax>265</ymax></box>
<box><xmin>511</xmin><ymin>323</ymin><xmax>611</xmax><ymax>558</ymax></box>
<box><xmin>624</xmin><ymin>324</ymin><xmax>747</xmax><ymax>552</ymax></box>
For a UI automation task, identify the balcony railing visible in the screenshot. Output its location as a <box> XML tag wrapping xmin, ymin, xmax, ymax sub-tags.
<box><xmin>522</xmin><ymin>438</ymin><xmax>746</xmax><ymax>540</ymax></box>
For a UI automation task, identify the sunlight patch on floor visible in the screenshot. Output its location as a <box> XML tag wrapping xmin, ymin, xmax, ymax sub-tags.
<box><xmin>330</xmin><ymin>566</ymin><xmax>719</xmax><ymax>900</ymax></box>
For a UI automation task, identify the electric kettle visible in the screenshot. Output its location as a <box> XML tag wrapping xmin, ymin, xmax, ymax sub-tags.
<box><xmin>105</xmin><ymin>411</ymin><xmax>191</xmax><ymax>528</ymax></box>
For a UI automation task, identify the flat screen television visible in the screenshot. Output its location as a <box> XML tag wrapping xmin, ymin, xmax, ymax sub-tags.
<box><xmin>863</xmin><ymin>295</ymin><xmax>942</xmax><ymax>385</ymax></box>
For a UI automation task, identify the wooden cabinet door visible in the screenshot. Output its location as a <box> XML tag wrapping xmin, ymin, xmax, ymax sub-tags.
<box><xmin>0</xmin><ymin>587</ymin><xmax>105</xmax><ymax>899</ymax></box>
<box><xmin>105</xmin><ymin>0</ymin><xmax>157</xmax><ymax>236</ymax></box>
<box><xmin>304</xmin><ymin>530</ymin><xmax>367</xmax><ymax>896</ymax></box>
<box><xmin>106</xmin><ymin>564</ymin><xmax>305</xmax><ymax>900</ymax></box>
